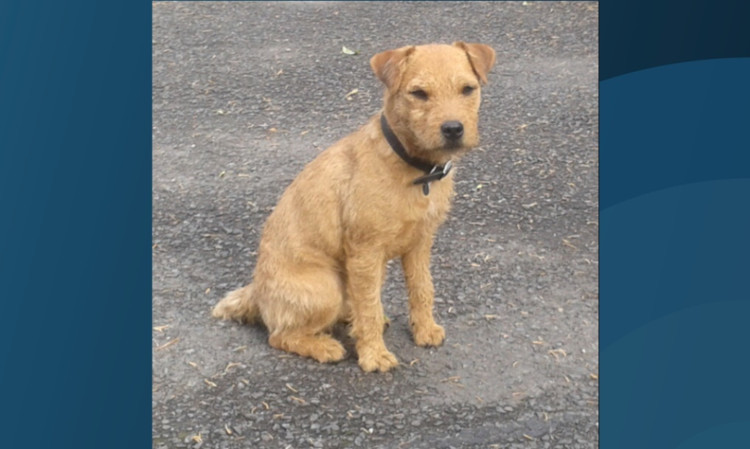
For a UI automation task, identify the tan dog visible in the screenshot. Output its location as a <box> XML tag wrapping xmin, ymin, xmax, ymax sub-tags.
<box><xmin>213</xmin><ymin>42</ymin><xmax>495</xmax><ymax>372</ymax></box>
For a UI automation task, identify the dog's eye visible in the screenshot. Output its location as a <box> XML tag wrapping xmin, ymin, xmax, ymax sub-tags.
<box><xmin>410</xmin><ymin>89</ymin><xmax>429</xmax><ymax>101</ymax></box>
<box><xmin>462</xmin><ymin>85</ymin><xmax>477</xmax><ymax>96</ymax></box>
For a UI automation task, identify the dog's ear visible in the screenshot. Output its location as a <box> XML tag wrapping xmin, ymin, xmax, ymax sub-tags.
<box><xmin>370</xmin><ymin>46</ymin><xmax>415</xmax><ymax>89</ymax></box>
<box><xmin>453</xmin><ymin>42</ymin><xmax>496</xmax><ymax>84</ymax></box>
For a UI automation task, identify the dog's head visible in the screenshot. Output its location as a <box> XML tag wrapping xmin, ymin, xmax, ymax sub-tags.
<box><xmin>371</xmin><ymin>42</ymin><xmax>496</xmax><ymax>164</ymax></box>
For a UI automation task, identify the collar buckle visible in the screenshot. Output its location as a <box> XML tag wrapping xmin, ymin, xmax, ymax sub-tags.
<box><xmin>380</xmin><ymin>114</ymin><xmax>453</xmax><ymax>196</ymax></box>
<box><xmin>412</xmin><ymin>161</ymin><xmax>453</xmax><ymax>195</ymax></box>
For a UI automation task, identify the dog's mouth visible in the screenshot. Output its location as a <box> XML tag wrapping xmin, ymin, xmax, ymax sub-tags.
<box><xmin>441</xmin><ymin>140</ymin><xmax>465</xmax><ymax>152</ymax></box>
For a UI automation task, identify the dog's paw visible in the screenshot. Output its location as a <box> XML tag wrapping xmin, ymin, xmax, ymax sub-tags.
<box><xmin>358</xmin><ymin>348</ymin><xmax>399</xmax><ymax>372</ymax></box>
<box><xmin>413</xmin><ymin>322</ymin><xmax>445</xmax><ymax>347</ymax></box>
<box><xmin>309</xmin><ymin>338</ymin><xmax>347</xmax><ymax>364</ymax></box>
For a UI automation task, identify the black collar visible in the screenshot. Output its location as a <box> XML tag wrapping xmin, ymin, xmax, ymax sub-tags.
<box><xmin>380</xmin><ymin>114</ymin><xmax>453</xmax><ymax>195</ymax></box>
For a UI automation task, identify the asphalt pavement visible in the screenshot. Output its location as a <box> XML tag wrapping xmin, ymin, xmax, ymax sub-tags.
<box><xmin>152</xmin><ymin>2</ymin><xmax>598</xmax><ymax>448</ymax></box>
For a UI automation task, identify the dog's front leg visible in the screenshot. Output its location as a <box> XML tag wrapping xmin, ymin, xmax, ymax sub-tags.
<box><xmin>346</xmin><ymin>251</ymin><xmax>398</xmax><ymax>372</ymax></box>
<box><xmin>402</xmin><ymin>237</ymin><xmax>446</xmax><ymax>347</ymax></box>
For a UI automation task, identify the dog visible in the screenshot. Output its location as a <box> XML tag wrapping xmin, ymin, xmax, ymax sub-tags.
<box><xmin>213</xmin><ymin>42</ymin><xmax>495</xmax><ymax>372</ymax></box>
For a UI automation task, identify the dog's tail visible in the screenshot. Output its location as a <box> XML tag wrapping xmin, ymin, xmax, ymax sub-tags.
<box><xmin>212</xmin><ymin>283</ymin><xmax>260</xmax><ymax>324</ymax></box>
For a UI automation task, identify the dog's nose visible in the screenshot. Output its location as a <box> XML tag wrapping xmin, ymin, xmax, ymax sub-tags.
<box><xmin>441</xmin><ymin>121</ymin><xmax>464</xmax><ymax>140</ymax></box>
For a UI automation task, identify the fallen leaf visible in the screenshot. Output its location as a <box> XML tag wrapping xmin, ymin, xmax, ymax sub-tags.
<box><xmin>156</xmin><ymin>338</ymin><xmax>179</xmax><ymax>350</ymax></box>
<box><xmin>224</xmin><ymin>362</ymin><xmax>242</xmax><ymax>373</ymax></box>
<box><xmin>345</xmin><ymin>88</ymin><xmax>359</xmax><ymax>100</ymax></box>
<box><xmin>441</xmin><ymin>376</ymin><xmax>461</xmax><ymax>383</ymax></box>
<box><xmin>548</xmin><ymin>348</ymin><xmax>568</xmax><ymax>361</ymax></box>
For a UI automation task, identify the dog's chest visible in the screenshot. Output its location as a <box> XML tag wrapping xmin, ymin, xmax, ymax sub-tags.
<box><xmin>400</xmin><ymin>187</ymin><xmax>450</xmax><ymax>222</ymax></box>
<box><xmin>382</xmin><ymin>191</ymin><xmax>450</xmax><ymax>257</ymax></box>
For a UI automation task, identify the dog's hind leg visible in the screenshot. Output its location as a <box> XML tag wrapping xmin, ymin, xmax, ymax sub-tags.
<box><xmin>268</xmin><ymin>330</ymin><xmax>346</xmax><ymax>363</ymax></box>
<box><xmin>262</xmin><ymin>266</ymin><xmax>347</xmax><ymax>363</ymax></box>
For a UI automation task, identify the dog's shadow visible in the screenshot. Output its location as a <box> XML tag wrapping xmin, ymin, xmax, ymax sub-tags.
<box><xmin>331</xmin><ymin>323</ymin><xmax>358</xmax><ymax>361</ymax></box>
